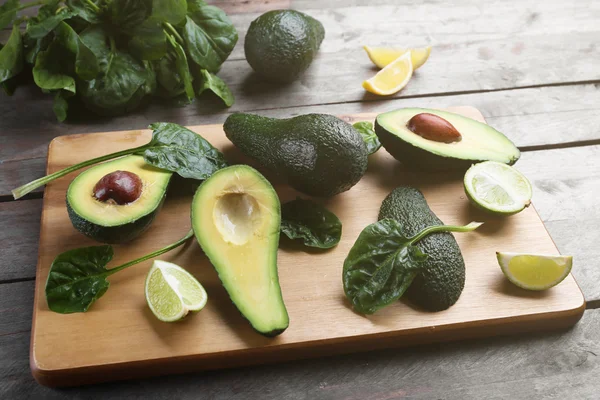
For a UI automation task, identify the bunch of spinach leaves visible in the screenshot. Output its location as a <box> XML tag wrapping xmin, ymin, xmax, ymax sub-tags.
<box><xmin>0</xmin><ymin>0</ymin><xmax>237</xmax><ymax>121</ymax></box>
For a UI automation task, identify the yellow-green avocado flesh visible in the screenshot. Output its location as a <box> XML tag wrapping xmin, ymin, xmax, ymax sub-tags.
<box><xmin>66</xmin><ymin>155</ymin><xmax>172</xmax><ymax>243</ymax></box>
<box><xmin>375</xmin><ymin>108</ymin><xmax>520</xmax><ymax>170</ymax></box>
<box><xmin>191</xmin><ymin>165</ymin><xmax>289</xmax><ymax>337</ymax></box>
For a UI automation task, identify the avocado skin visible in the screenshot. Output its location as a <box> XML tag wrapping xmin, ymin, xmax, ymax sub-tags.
<box><xmin>244</xmin><ymin>10</ymin><xmax>325</xmax><ymax>83</ymax></box>
<box><xmin>374</xmin><ymin>119</ymin><xmax>519</xmax><ymax>171</ymax></box>
<box><xmin>378</xmin><ymin>186</ymin><xmax>465</xmax><ymax>311</ymax></box>
<box><xmin>224</xmin><ymin>113</ymin><xmax>368</xmax><ymax>197</ymax></box>
<box><xmin>66</xmin><ymin>195</ymin><xmax>166</xmax><ymax>244</ymax></box>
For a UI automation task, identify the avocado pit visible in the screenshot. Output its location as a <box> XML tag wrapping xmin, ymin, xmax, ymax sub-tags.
<box><xmin>407</xmin><ymin>113</ymin><xmax>462</xmax><ymax>143</ymax></box>
<box><xmin>93</xmin><ymin>170</ymin><xmax>143</xmax><ymax>205</ymax></box>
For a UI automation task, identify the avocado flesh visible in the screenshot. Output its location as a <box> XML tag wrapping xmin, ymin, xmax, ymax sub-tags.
<box><xmin>375</xmin><ymin>108</ymin><xmax>520</xmax><ymax>170</ymax></box>
<box><xmin>224</xmin><ymin>113</ymin><xmax>368</xmax><ymax>197</ymax></box>
<box><xmin>191</xmin><ymin>165</ymin><xmax>289</xmax><ymax>336</ymax></box>
<box><xmin>244</xmin><ymin>10</ymin><xmax>325</xmax><ymax>83</ymax></box>
<box><xmin>66</xmin><ymin>155</ymin><xmax>172</xmax><ymax>244</ymax></box>
<box><xmin>379</xmin><ymin>186</ymin><xmax>465</xmax><ymax>311</ymax></box>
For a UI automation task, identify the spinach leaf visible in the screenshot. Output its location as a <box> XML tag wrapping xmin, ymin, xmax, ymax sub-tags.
<box><xmin>353</xmin><ymin>121</ymin><xmax>381</xmax><ymax>155</ymax></box>
<box><xmin>154</xmin><ymin>53</ymin><xmax>185</xmax><ymax>98</ymax></box>
<box><xmin>129</xmin><ymin>19</ymin><xmax>168</xmax><ymax>61</ymax></box>
<box><xmin>53</xmin><ymin>90</ymin><xmax>72</xmax><ymax>121</ymax></box>
<box><xmin>67</xmin><ymin>0</ymin><xmax>103</xmax><ymax>23</ymax></box>
<box><xmin>24</xmin><ymin>33</ymin><xmax>52</xmax><ymax>65</ymax></box>
<box><xmin>343</xmin><ymin>219</ymin><xmax>482</xmax><ymax>314</ymax></box>
<box><xmin>0</xmin><ymin>24</ymin><xmax>23</xmax><ymax>84</ymax></box>
<box><xmin>281</xmin><ymin>198</ymin><xmax>342</xmax><ymax>249</ymax></box>
<box><xmin>54</xmin><ymin>21</ymin><xmax>98</xmax><ymax>80</ymax></box>
<box><xmin>109</xmin><ymin>0</ymin><xmax>151</xmax><ymax>35</ymax></box>
<box><xmin>26</xmin><ymin>4</ymin><xmax>75</xmax><ymax>39</ymax></box>
<box><xmin>182</xmin><ymin>1</ymin><xmax>238</xmax><ymax>72</ymax></box>
<box><xmin>151</xmin><ymin>0</ymin><xmax>186</xmax><ymax>25</ymax></box>
<box><xmin>0</xmin><ymin>0</ymin><xmax>19</xmax><ymax>30</ymax></box>
<box><xmin>166</xmin><ymin>33</ymin><xmax>194</xmax><ymax>103</ymax></box>
<box><xmin>33</xmin><ymin>40</ymin><xmax>76</xmax><ymax>93</ymax></box>
<box><xmin>143</xmin><ymin>122</ymin><xmax>228</xmax><ymax>180</ymax></box>
<box><xmin>196</xmin><ymin>68</ymin><xmax>234</xmax><ymax>107</ymax></box>
<box><xmin>46</xmin><ymin>229</ymin><xmax>194</xmax><ymax>313</ymax></box>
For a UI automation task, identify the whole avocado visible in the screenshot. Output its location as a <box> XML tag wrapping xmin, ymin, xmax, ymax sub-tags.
<box><xmin>378</xmin><ymin>186</ymin><xmax>466</xmax><ymax>311</ymax></box>
<box><xmin>223</xmin><ymin>113</ymin><xmax>368</xmax><ymax>197</ymax></box>
<box><xmin>244</xmin><ymin>10</ymin><xmax>325</xmax><ymax>83</ymax></box>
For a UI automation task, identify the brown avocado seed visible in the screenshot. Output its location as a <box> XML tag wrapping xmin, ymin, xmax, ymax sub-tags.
<box><xmin>407</xmin><ymin>113</ymin><xmax>462</xmax><ymax>143</ymax></box>
<box><xmin>93</xmin><ymin>170</ymin><xmax>143</xmax><ymax>205</ymax></box>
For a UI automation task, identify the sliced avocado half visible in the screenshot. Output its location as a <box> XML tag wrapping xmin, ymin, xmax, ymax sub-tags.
<box><xmin>67</xmin><ymin>155</ymin><xmax>172</xmax><ymax>244</ymax></box>
<box><xmin>375</xmin><ymin>108</ymin><xmax>520</xmax><ymax>170</ymax></box>
<box><xmin>191</xmin><ymin>165</ymin><xmax>289</xmax><ymax>337</ymax></box>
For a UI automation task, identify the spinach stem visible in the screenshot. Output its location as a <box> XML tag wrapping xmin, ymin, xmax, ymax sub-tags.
<box><xmin>163</xmin><ymin>22</ymin><xmax>184</xmax><ymax>45</ymax></box>
<box><xmin>18</xmin><ymin>0</ymin><xmax>45</xmax><ymax>11</ymax></box>
<box><xmin>408</xmin><ymin>222</ymin><xmax>483</xmax><ymax>245</ymax></box>
<box><xmin>106</xmin><ymin>229</ymin><xmax>195</xmax><ymax>276</ymax></box>
<box><xmin>11</xmin><ymin>144</ymin><xmax>151</xmax><ymax>199</ymax></box>
<box><xmin>109</xmin><ymin>35</ymin><xmax>116</xmax><ymax>53</ymax></box>
<box><xmin>83</xmin><ymin>0</ymin><xmax>101</xmax><ymax>13</ymax></box>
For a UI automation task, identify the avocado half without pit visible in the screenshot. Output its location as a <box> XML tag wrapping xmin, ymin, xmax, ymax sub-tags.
<box><xmin>66</xmin><ymin>155</ymin><xmax>172</xmax><ymax>244</ymax></box>
<box><xmin>374</xmin><ymin>108</ymin><xmax>521</xmax><ymax>170</ymax></box>
<box><xmin>191</xmin><ymin>165</ymin><xmax>289</xmax><ymax>337</ymax></box>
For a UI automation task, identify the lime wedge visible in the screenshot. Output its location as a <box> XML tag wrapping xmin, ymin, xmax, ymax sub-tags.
<box><xmin>145</xmin><ymin>260</ymin><xmax>207</xmax><ymax>322</ymax></box>
<box><xmin>464</xmin><ymin>161</ymin><xmax>532</xmax><ymax>215</ymax></box>
<box><xmin>497</xmin><ymin>252</ymin><xmax>573</xmax><ymax>291</ymax></box>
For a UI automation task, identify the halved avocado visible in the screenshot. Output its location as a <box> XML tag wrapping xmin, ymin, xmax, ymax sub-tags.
<box><xmin>375</xmin><ymin>108</ymin><xmax>520</xmax><ymax>170</ymax></box>
<box><xmin>66</xmin><ymin>155</ymin><xmax>172</xmax><ymax>244</ymax></box>
<box><xmin>191</xmin><ymin>165</ymin><xmax>289</xmax><ymax>337</ymax></box>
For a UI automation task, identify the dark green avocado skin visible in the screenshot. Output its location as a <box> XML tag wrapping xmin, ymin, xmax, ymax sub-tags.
<box><xmin>378</xmin><ymin>186</ymin><xmax>465</xmax><ymax>311</ymax></box>
<box><xmin>224</xmin><ymin>113</ymin><xmax>368</xmax><ymax>197</ymax></box>
<box><xmin>374</xmin><ymin>119</ymin><xmax>519</xmax><ymax>171</ymax></box>
<box><xmin>66</xmin><ymin>195</ymin><xmax>166</xmax><ymax>244</ymax></box>
<box><xmin>244</xmin><ymin>10</ymin><xmax>325</xmax><ymax>83</ymax></box>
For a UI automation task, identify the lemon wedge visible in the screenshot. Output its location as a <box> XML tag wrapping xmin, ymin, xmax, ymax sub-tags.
<box><xmin>497</xmin><ymin>252</ymin><xmax>573</xmax><ymax>291</ymax></box>
<box><xmin>364</xmin><ymin>46</ymin><xmax>431</xmax><ymax>70</ymax></box>
<box><xmin>363</xmin><ymin>51</ymin><xmax>413</xmax><ymax>96</ymax></box>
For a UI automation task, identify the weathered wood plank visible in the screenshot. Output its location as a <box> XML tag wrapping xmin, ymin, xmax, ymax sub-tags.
<box><xmin>2</xmin><ymin>144</ymin><xmax>600</xmax><ymax>305</ymax></box>
<box><xmin>2</xmin><ymin>83</ymin><xmax>599</xmax><ymax>197</ymax></box>
<box><xmin>0</xmin><ymin>280</ymin><xmax>598</xmax><ymax>398</ymax></box>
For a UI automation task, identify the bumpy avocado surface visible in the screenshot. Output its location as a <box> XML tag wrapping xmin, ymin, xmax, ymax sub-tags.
<box><xmin>191</xmin><ymin>165</ymin><xmax>289</xmax><ymax>337</ymax></box>
<box><xmin>66</xmin><ymin>155</ymin><xmax>171</xmax><ymax>244</ymax></box>
<box><xmin>378</xmin><ymin>186</ymin><xmax>465</xmax><ymax>311</ymax></box>
<box><xmin>244</xmin><ymin>10</ymin><xmax>325</xmax><ymax>83</ymax></box>
<box><xmin>375</xmin><ymin>108</ymin><xmax>520</xmax><ymax>170</ymax></box>
<box><xmin>223</xmin><ymin>113</ymin><xmax>368</xmax><ymax>197</ymax></box>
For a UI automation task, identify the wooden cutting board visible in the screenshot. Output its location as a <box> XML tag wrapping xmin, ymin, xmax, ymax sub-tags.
<box><xmin>30</xmin><ymin>107</ymin><xmax>585</xmax><ymax>387</ymax></box>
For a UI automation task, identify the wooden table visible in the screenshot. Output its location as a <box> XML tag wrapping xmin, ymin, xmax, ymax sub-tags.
<box><xmin>1</xmin><ymin>0</ymin><xmax>599</xmax><ymax>398</ymax></box>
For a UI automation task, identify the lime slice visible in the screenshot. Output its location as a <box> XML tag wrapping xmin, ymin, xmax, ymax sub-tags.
<box><xmin>464</xmin><ymin>161</ymin><xmax>532</xmax><ymax>215</ymax></box>
<box><xmin>145</xmin><ymin>260</ymin><xmax>207</xmax><ymax>322</ymax></box>
<box><xmin>497</xmin><ymin>252</ymin><xmax>573</xmax><ymax>291</ymax></box>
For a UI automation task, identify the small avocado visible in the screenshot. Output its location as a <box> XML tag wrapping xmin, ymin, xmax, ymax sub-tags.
<box><xmin>375</xmin><ymin>108</ymin><xmax>520</xmax><ymax>170</ymax></box>
<box><xmin>379</xmin><ymin>186</ymin><xmax>465</xmax><ymax>311</ymax></box>
<box><xmin>66</xmin><ymin>155</ymin><xmax>172</xmax><ymax>244</ymax></box>
<box><xmin>191</xmin><ymin>165</ymin><xmax>289</xmax><ymax>337</ymax></box>
<box><xmin>223</xmin><ymin>113</ymin><xmax>368</xmax><ymax>197</ymax></box>
<box><xmin>244</xmin><ymin>10</ymin><xmax>325</xmax><ymax>83</ymax></box>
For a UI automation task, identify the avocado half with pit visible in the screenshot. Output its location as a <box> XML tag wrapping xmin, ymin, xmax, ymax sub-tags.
<box><xmin>191</xmin><ymin>165</ymin><xmax>289</xmax><ymax>337</ymax></box>
<box><xmin>66</xmin><ymin>155</ymin><xmax>172</xmax><ymax>244</ymax></box>
<box><xmin>375</xmin><ymin>108</ymin><xmax>520</xmax><ymax>170</ymax></box>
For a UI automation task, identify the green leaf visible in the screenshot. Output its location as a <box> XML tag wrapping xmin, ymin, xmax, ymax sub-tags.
<box><xmin>53</xmin><ymin>90</ymin><xmax>72</xmax><ymax>121</ymax></box>
<box><xmin>67</xmin><ymin>0</ymin><xmax>103</xmax><ymax>23</ymax></box>
<box><xmin>182</xmin><ymin>2</ymin><xmax>238</xmax><ymax>72</ymax></box>
<box><xmin>154</xmin><ymin>54</ymin><xmax>185</xmax><ymax>98</ymax></box>
<box><xmin>24</xmin><ymin>33</ymin><xmax>52</xmax><ymax>65</ymax></box>
<box><xmin>26</xmin><ymin>5</ymin><xmax>75</xmax><ymax>39</ymax></box>
<box><xmin>45</xmin><ymin>245</ymin><xmax>113</xmax><ymax>313</ymax></box>
<box><xmin>0</xmin><ymin>24</ymin><xmax>24</xmax><ymax>83</ymax></box>
<box><xmin>128</xmin><ymin>19</ymin><xmax>168</xmax><ymax>61</ymax></box>
<box><xmin>151</xmin><ymin>0</ymin><xmax>186</xmax><ymax>25</ymax></box>
<box><xmin>343</xmin><ymin>219</ymin><xmax>426</xmax><ymax>314</ymax></box>
<box><xmin>109</xmin><ymin>0</ymin><xmax>151</xmax><ymax>34</ymax></box>
<box><xmin>281</xmin><ymin>198</ymin><xmax>342</xmax><ymax>249</ymax></box>
<box><xmin>54</xmin><ymin>22</ymin><xmax>98</xmax><ymax>80</ymax></box>
<box><xmin>353</xmin><ymin>121</ymin><xmax>381</xmax><ymax>155</ymax></box>
<box><xmin>33</xmin><ymin>40</ymin><xmax>76</xmax><ymax>93</ymax></box>
<box><xmin>167</xmin><ymin>33</ymin><xmax>194</xmax><ymax>103</ymax></box>
<box><xmin>143</xmin><ymin>122</ymin><xmax>228</xmax><ymax>180</ymax></box>
<box><xmin>195</xmin><ymin>68</ymin><xmax>233</xmax><ymax>107</ymax></box>
<box><xmin>0</xmin><ymin>0</ymin><xmax>20</xmax><ymax>31</ymax></box>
